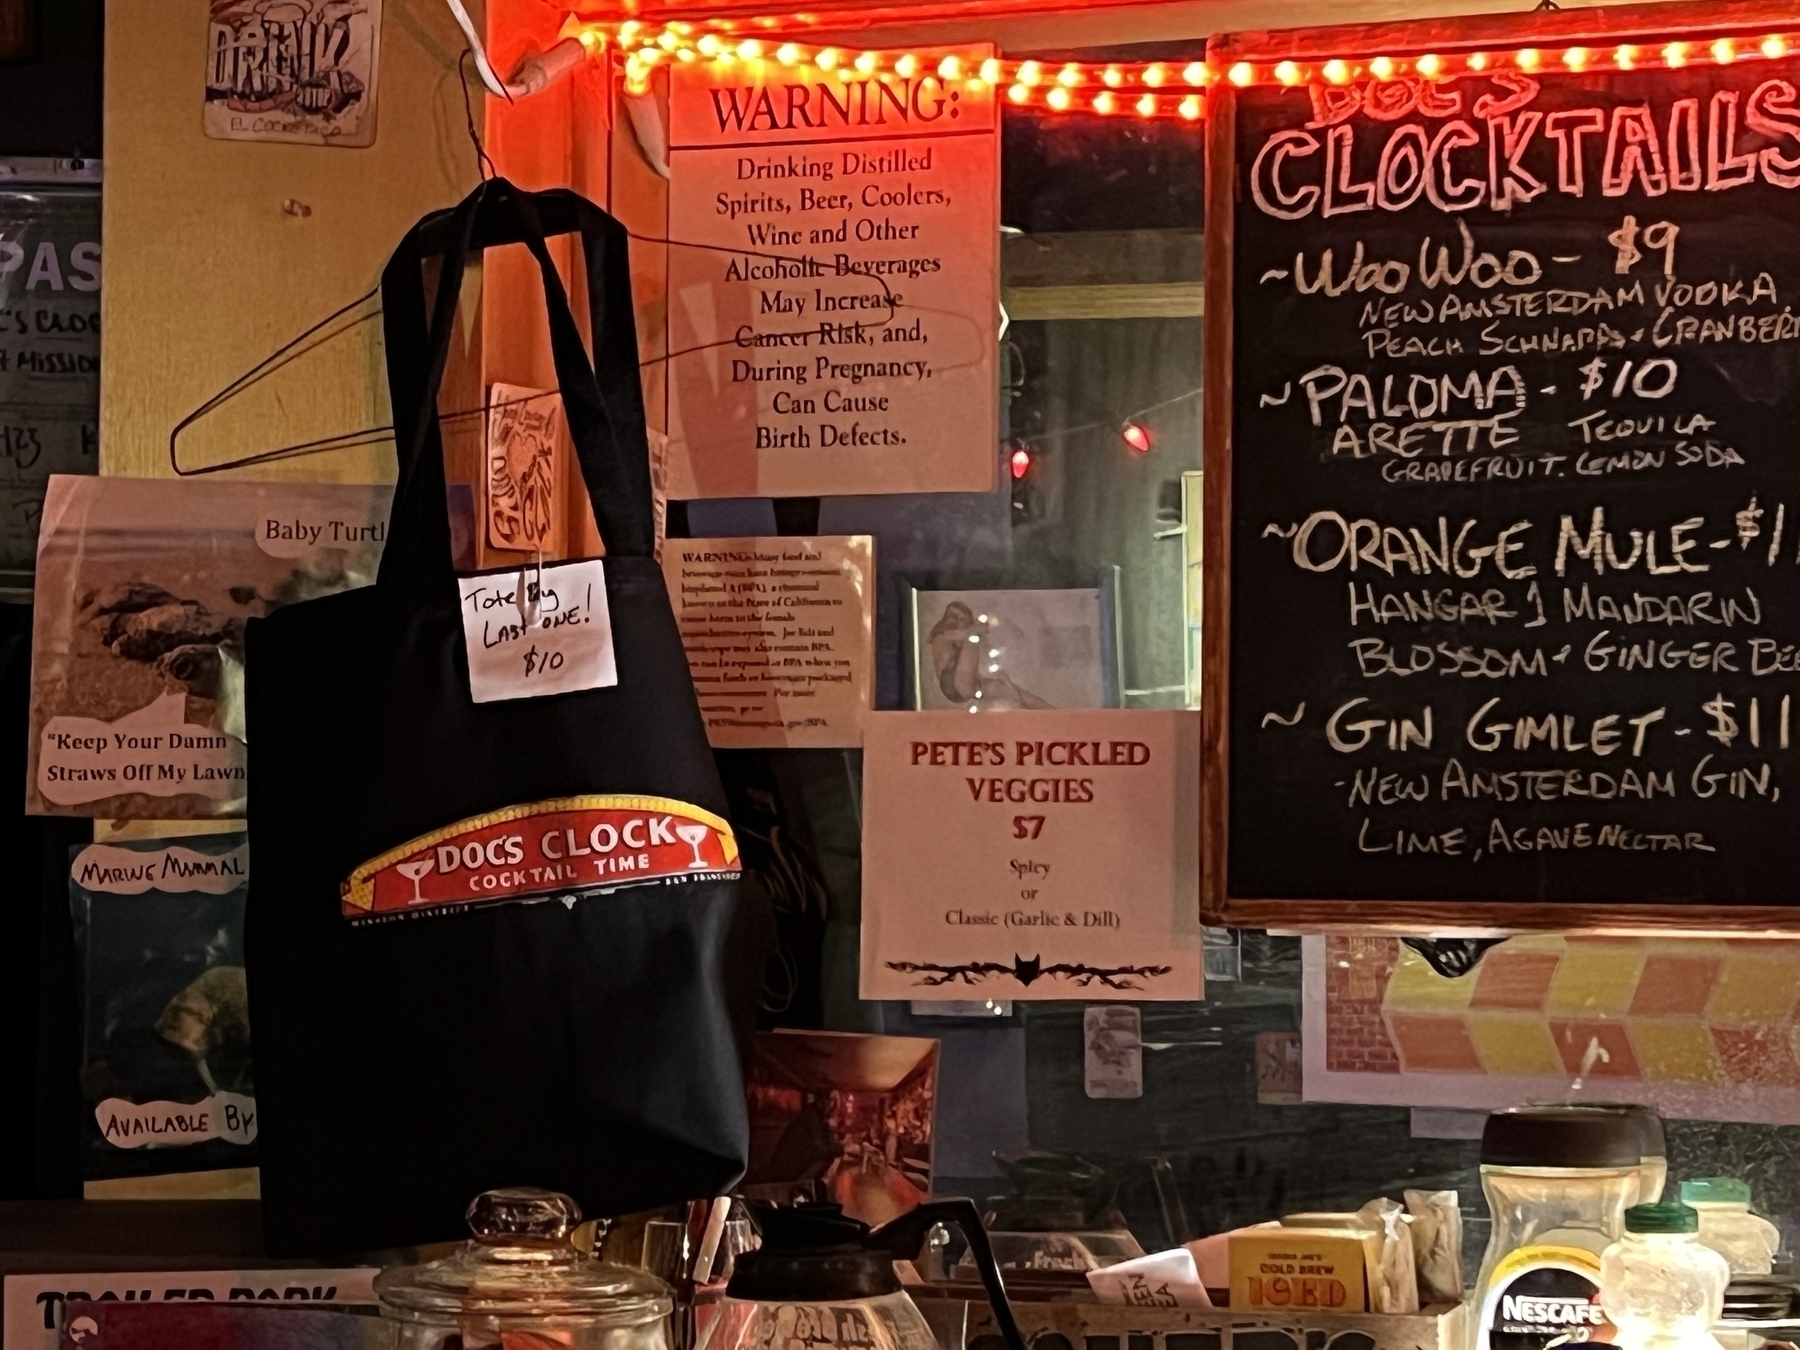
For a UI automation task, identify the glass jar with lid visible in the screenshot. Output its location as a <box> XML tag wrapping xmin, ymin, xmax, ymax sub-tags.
<box><xmin>1559</xmin><ymin>1102</ymin><xmax>1667</xmax><ymax>1203</ymax></box>
<box><xmin>1534</xmin><ymin>1102</ymin><xmax>1666</xmax><ymax>1203</ymax></box>
<box><xmin>1473</xmin><ymin>1108</ymin><xmax>1644</xmax><ymax>1350</ymax></box>
<box><xmin>376</xmin><ymin>1189</ymin><xmax>674</xmax><ymax>1350</ymax></box>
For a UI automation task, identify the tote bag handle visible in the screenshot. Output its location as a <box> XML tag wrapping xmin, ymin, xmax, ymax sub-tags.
<box><xmin>379</xmin><ymin>179</ymin><xmax>655</xmax><ymax>597</ymax></box>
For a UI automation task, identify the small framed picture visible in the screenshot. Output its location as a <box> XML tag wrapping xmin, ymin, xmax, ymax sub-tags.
<box><xmin>907</xmin><ymin>576</ymin><xmax>1120</xmax><ymax>711</ymax></box>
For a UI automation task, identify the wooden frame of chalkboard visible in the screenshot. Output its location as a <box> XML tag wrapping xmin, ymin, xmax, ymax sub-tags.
<box><xmin>1203</xmin><ymin>0</ymin><xmax>1800</xmax><ymax>932</ymax></box>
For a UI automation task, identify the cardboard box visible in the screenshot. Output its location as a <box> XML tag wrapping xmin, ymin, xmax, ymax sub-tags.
<box><xmin>1228</xmin><ymin>1226</ymin><xmax>1382</xmax><ymax>1313</ymax></box>
<box><xmin>957</xmin><ymin>1293</ymin><xmax>1466</xmax><ymax>1350</ymax></box>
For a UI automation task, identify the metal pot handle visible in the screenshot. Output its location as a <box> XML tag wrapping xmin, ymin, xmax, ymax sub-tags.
<box><xmin>868</xmin><ymin>1199</ymin><xmax>1028</xmax><ymax>1350</ymax></box>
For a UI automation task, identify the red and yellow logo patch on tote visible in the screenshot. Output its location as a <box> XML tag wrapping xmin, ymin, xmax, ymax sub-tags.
<box><xmin>341</xmin><ymin>795</ymin><xmax>740</xmax><ymax>923</ymax></box>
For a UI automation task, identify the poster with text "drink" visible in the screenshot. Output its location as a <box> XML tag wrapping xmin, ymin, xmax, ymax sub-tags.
<box><xmin>665</xmin><ymin>47</ymin><xmax>998</xmax><ymax>499</ymax></box>
<box><xmin>860</xmin><ymin>710</ymin><xmax>1202</xmax><ymax>1001</ymax></box>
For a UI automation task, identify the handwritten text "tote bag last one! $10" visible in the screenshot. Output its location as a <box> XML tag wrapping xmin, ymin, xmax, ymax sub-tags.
<box><xmin>244</xmin><ymin>180</ymin><xmax>768</xmax><ymax>1255</ymax></box>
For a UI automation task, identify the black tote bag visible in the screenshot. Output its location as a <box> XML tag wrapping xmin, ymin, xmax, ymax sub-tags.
<box><xmin>245</xmin><ymin>180</ymin><xmax>762</xmax><ymax>1254</ymax></box>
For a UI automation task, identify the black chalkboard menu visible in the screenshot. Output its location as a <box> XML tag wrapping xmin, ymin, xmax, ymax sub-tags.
<box><xmin>1202</xmin><ymin>2</ymin><xmax>1800</xmax><ymax>928</ymax></box>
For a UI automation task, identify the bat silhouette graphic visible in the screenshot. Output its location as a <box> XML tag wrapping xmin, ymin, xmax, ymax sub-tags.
<box><xmin>886</xmin><ymin>954</ymin><xmax>1172</xmax><ymax>991</ymax></box>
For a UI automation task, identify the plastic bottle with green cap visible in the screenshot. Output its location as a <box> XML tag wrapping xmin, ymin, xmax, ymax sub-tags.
<box><xmin>1600</xmin><ymin>1203</ymin><xmax>1729</xmax><ymax>1350</ymax></box>
<box><xmin>1679</xmin><ymin>1177</ymin><xmax>1780</xmax><ymax>1276</ymax></box>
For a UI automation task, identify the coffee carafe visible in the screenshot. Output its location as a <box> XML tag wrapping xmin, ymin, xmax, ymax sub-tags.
<box><xmin>696</xmin><ymin>1200</ymin><xmax>1027</xmax><ymax>1350</ymax></box>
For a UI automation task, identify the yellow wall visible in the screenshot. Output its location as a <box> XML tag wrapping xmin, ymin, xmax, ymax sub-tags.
<box><xmin>100</xmin><ymin>0</ymin><xmax>489</xmax><ymax>481</ymax></box>
<box><xmin>101</xmin><ymin>0</ymin><xmax>1626</xmax><ymax>484</ymax></box>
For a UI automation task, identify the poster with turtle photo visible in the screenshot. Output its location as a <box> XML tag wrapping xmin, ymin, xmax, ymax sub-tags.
<box><xmin>203</xmin><ymin>0</ymin><xmax>382</xmax><ymax>148</ymax></box>
<box><xmin>27</xmin><ymin>474</ymin><xmax>390</xmax><ymax>818</ymax></box>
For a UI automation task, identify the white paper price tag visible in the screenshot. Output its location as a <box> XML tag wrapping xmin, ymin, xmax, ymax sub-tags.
<box><xmin>458</xmin><ymin>559</ymin><xmax>617</xmax><ymax>703</ymax></box>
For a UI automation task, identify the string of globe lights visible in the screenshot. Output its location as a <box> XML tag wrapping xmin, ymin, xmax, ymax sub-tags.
<box><xmin>546</xmin><ymin>16</ymin><xmax>1800</xmax><ymax>122</ymax></box>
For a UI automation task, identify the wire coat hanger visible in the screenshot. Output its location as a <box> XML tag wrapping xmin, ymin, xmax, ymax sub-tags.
<box><xmin>167</xmin><ymin>58</ymin><xmax>902</xmax><ymax>477</ymax></box>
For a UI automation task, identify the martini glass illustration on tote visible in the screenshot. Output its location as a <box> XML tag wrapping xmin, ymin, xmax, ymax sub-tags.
<box><xmin>397</xmin><ymin>857</ymin><xmax>436</xmax><ymax>903</ymax></box>
<box><xmin>676</xmin><ymin>823</ymin><xmax>711</xmax><ymax>869</ymax></box>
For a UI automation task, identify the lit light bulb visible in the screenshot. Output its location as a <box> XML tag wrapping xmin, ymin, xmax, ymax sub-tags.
<box><xmin>1416</xmin><ymin>53</ymin><xmax>1443</xmax><ymax>78</ymax></box>
<box><xmin>1122</xmin><ymin>421</ymin><xmax>1153</xmax><ymax>453</ymax></box>
<box><xmin>1142</xmin><ymin>63</ymin><xmax>1166</xmax><ymax>87</ymax></box>
<box><xmin>1057</xmin><ymin>63</ymin><xmax>1082</xmax><ymax>87</ymax></box>
<box><xmin>1135</xmin><ymin>93</ymin><xmax>1157</xmax><ymax>116</ymax></box>
<box><xmin>1183</xmin><ymin>61</ymin><xmax>1207</xmax><ymax>85</ymax></box>
<box><xmin>1468</xmin><ymin>51</ymin><xmax>1490</xmax><ymax>70</ymax></box>
<box><xmin>1369</xmin><ymin>55</ymin><xmax>1395</xmax><ymax>80</ymax></box>
<box><xmin>657</xmin><ymin>30</ymin><xmax>679</xmax><ymax>50</ymax></box>
<box><xmin>1007</xmin><ymin>83</ymin><xmax>1030</xmax><ymax>104</ymax></box>
<box><xmin>1275</xmin><ymin>59</ymin><xmax>1302</xmax><ymax>85</ymax></box>
<box><xmin>735</xmin><ymin>39</ymin><xmax>762</xmax><ymax>60</ymax></box>
<box><xmin>816</xmin><ymin>46</ymin><xmax>839</xmax><ymax>70</ymax></box>
<box><xmin>1093</xmin><ymin>90</ymin><xmax>1117</xmax><ymax>113</ymax></box>
<box><xmin>895</xmin><ymin>53</ymin><xmax>919</xmax><ymax>78</ymax></box>
<box><xmin>1564</xmin><ymin>47</ymin><xmax>1588</xmax><ymax>70</ymax></box>
<box><xmin>696</xmin><ymin>33</ymin><xmax>721</xmax><ymax>56</ymax></box>
<box><xmin>675</xmin><ymin>47</ymin><xmax>695</xmax><ymax>62</ymax></box>
<box><xmin>638</xmin><ymin>46</ymin><xmax>663</xmax><ymax>66</ymax></box>
<box><xmin>1665</xmin><ymin>41</ymin><xmax>1688</xmax><ymax>67</ymax></box>
<box><xmin>980</xmin><ymin>57</ymin><xmax>1001</xmax><ymax>82</ymax></box>
<box><xmin>1713</xmin><ymin>37</ymin><xmax>1736</xmax><ymax>64</ymax></box>
<box><xmin>1322</xmin><ymin>58</ymin><xmax>1351</xmax><ymax>84</ymax></box>
<box><xmin>1516</xmin><ymin>47</ymin><xmax>1540</xmax><ymax>70</ymax></box>
<box><xmin>1763</xmin><ymin>36</ymin><xmax>1789</xmax><ymax>59</ymax></box>
<box><xmin>1046</xmin><ymin>85</ymin><xmax>1071</xmax><ymax>110</ymax></box>
<box><xmin>1615</xmin><ymin>44</ymin><xmax>1637</xmax><ymax>68</ymax></box>
<box><xmin>1102</xmin><ymin>65</ymin><xmax>1123</xmax><ymax>87</ymax></box>
<box><xmin>1179</xmin><ymin>93</ymin><xmax>1203</xmax><ymax>119</ymax></box>
<box><xmin>1227</xmin><ymin>61</ymin><xmax>1254</xmax><ymax>86</ymax></box>
<box><xmin>775</xmin><ymin>42</ymin><xmax>801</xmax><ymax>65</ymax></box>
<box><xmin>938</xmin><ymin>54</ymin><xmax>962</xmax><ymax>79</ymax></box>
<box><xmin>1009</xmin><ymin>446</ymin><xmax>1032</xmax><ymax>479</ymax></box>
<box><xmin>1018</xmin><ymin>60</ymin><xmax>1043</xmax><ymax>85</ymax></box>
<box><xmin>854</xmin><ymin>50</ymin><xmax>878</xmax><ymax>74</ymax></box>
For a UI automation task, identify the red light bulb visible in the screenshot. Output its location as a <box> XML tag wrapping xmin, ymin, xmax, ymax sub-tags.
<box><xmin>1122</xmin><ymin>421</ymin><xmax>1153</xmax><ymax>453</ymax></box>
<box><xmin>1009</xmin><ymin>446</ymin><xmax>1033</xmax><ymax>480</ymax></box>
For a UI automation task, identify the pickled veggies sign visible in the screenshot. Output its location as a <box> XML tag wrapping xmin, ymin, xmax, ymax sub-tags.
<box><xmin>859</xmin><ymin>710</ymin><xmax>1202</xmax><ymax>1000</ymax></box>
<box><xmin>342</xmin><ymin>795</ymin><xmax>740</xmax><ymax>923</ymax></box>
